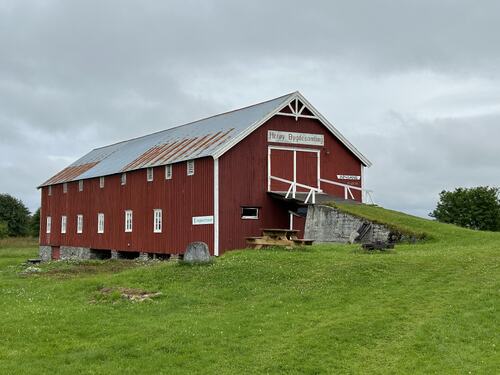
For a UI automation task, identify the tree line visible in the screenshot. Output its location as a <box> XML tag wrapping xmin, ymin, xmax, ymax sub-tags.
<box><xmin>0</xmin><ymin>194</ymin><xmax>39</xmax><ymax>238</ymax></box>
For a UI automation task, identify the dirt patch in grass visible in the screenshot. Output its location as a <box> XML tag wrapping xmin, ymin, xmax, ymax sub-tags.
<box><xmin>92</xmin><ymin>287</ymin><xmax>162</xmax><ymax>303</ymax></box>
<box><xmin>20</xmin><ymin>260</ymin><xmax>142</xmax><ymax>278</ymax></box>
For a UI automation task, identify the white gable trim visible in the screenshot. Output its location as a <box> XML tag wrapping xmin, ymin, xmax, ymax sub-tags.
<box><xmin>212</xmin><ymin>92</ymin><xmax>372</xmax><ymax>167</ymax></box>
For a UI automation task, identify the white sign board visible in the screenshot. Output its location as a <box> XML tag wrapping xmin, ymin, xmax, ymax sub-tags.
<box><xmin>268</xmin><ymin>130</ymin><xmax>324</xmax><ymax>146</ymax></box>
<box><xmin>337</xmin><ymin>175</ymin><xmax>361</xmax><ymax>181</ymax></box>
<box><xmin>192</xmin><ymin>216</ymin><xmax>214</xmax><ymax>225</ymax></box>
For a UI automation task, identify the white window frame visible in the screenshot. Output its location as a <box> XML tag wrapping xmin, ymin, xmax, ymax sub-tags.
<box><xmin>77</xmin><ymin>214</ymin><xmax>83</xmax><ymax>234</ymax></box>
<box><xmin>48</xmin><ymin>186</ymin><xmax>52</xmax><ymax>196</ymax></box>
<box><xmin>63</xmin><ymin>183</ymin><xmax>68</xmax><ymax>194</ymax></box>
<box><xmin>61</xmin><ymin>215</ymin><xmax>67</xmax><ymax>234</ymax></box>
<box><xmin>147</xmin><ymin>167</ymin><xmax>154</xmax><ymax>182</ymax></box>
<box><xmin>187</xmin><ymin>160</ymin><xmax>195</xmax><ymax>176</ymax></box>
<box><xmin>165</xmin><ymin>164</ymin><xmax>172</xmax><ymax>180</ymax></box>
<box><xmin>78</xmin><ymin>180</ymin><xmax>83</xmax><ymax>192</ymax></box>
<box><xmin>241</xmin><ymin>207</ymin><xmax>259</xmax><ymax>220</ymax></box>
<box><xmin>153</xmin><ymin>209</ymin><xmax>162</xmax><ymax>233</ymax></box>
<box><xmin>99</xmin><ymin>176</ymin><xmax>105</xmax><ymax>188</ymax></box>
<box><xmin>46</xmin><ymin>216</ymin><xmax>51</xmax><ymax>234</ymax></box>
<box><xmin>121</xmin><ymin>173</ymin><xmax>127</xmax><ymax>186</ymax></box>
<box><xmin>124</xmin><ymin>210</ymin><xmax>133</xmax><ymax>232</ymax></box>
<box><xmin>97</xmin><ymin>213</ymin><xmax>104</xmax><ymax>234</ymax></box>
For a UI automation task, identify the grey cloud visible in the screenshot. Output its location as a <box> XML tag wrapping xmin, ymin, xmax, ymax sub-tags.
<box><xmin>0</xmin><ymin>1</ymin><xmax>499</xmax><ymax>215</ymax></box>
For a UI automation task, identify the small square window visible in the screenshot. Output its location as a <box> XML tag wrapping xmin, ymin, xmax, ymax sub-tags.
<box><xmin>78</xmin><ymin>180</ymin><xmax>84</xmax><ymax>192</ymax></box>
<box><xmin>121</xmin><ymin>173</ymin><xmax>127</xmax><ymax>186</ymax></box>
<box><xmin>165</xmin><ymin>164</ymin><xmax>172</xmax><ymax>180</ymax></box>
<box><xmin>187</xmin><ymin>160</ymin><xmax>195</xmax><ymax>176</ymax></box>
<box><xmin>147</xmin><ymin>167</ymin><xmax>154</xmax><ymax>182</ymax></box>
<box><xmin>63</xmin><ymin>183</ymin><xmax>68</xmax><ymax>193</ymax></box>
<box><xmin>99</xmin><ymin>176</ymin><xmax>105</xmax><ymax>188</ymax></box>
<box><xmin>241</xmin><ymin>207</ymin><xmax>259</xmax><ymax>219</ymax></box>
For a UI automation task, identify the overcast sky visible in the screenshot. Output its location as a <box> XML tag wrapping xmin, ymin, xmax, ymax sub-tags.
<box><xmin>1</xmin><ymin>0</ymin><xmax>499</xmax><ymax>217</ymax></box>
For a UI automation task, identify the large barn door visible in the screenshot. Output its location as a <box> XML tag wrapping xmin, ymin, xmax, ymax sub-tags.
<box><xmin>295</xmin><ymin>151</ymin><xmax>319</xmax><ymax>192</ymax></box>
<box><xmin>268</xmin><ymin>147</ymin><xmax>320</xmax><ymax>192</ymax></box>
<box><xmin>269</xmin><ymin>149</ymin><xmax>294</xmax><ymax>191</ymax></box>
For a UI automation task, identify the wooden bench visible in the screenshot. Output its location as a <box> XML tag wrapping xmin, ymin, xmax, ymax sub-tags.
<box><xmin>246</xmin><ymin>229</ymin><xmax>314</xmax><ymax>249</ymax></box>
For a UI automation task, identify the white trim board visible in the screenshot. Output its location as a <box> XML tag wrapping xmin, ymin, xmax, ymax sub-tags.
<box><xmin>213</xmin><ymin>91</ymin><xmax>372</xmax><ymax>167</ymax></box>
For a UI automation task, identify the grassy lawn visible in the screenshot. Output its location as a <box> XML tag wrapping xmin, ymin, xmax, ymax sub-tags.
<box><xmin>0</xmin><ymin>207</ymin><xmax>498</xmax><ymax>374</ymax></box>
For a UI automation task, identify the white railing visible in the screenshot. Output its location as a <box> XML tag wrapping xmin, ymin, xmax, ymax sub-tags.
<box><xmin>269</xmin><ymin>175</ymin><xmax>322</xmax><ymax>204</ymax></box>
<box><xmin>319</xmin><ymin>178</ymin><xmax>375</xmax><ymax>204</ymax></box>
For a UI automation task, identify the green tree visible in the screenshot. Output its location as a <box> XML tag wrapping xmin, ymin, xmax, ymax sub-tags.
<box><xmin>0</xmin><ymin>221</ymin><xmax>8</xmax><ymax>239</ymax></box>
<box><xmin>430</xmin><ymin>186</ymin><xmax>500</xmax><ymax>231</ymax></box>
<box><xmin>30</xmin><ymin>208</ymin><xmax>41</xmax><ymax>238</ymax></box>
<box><xmin>0</xmin><ymin>194</ymin><xmax>31</xmax><ymax>237</ymax></box>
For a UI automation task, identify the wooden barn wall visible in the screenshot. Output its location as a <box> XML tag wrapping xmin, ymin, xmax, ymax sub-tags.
<box><xmin>218</xmin><ymin>115</ymin><xmax>362</xmax><ymax>253</ymax></box>
<box><xmin>40</xmin><ymin>157</ymin><xmax>214</xmax><ymax>255</ymax></box>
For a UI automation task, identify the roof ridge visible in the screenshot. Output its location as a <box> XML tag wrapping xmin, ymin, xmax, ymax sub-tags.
<box><xmin>91</xmin><ymin>92</ymin><xmax>297</xmax><ymax>151</ymax></box>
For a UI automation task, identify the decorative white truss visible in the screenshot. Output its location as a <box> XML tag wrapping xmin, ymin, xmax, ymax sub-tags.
<box><xmin>276</xmin><ymin>98</ymin><xmax>318</xmax><ymax>121</ymax></box>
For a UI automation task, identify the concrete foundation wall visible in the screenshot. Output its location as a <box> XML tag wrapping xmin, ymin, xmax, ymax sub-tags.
<box><xmin>304</xmin><ymin>205</ymin><xmax>391</xmax><ymax>243</ymax></box>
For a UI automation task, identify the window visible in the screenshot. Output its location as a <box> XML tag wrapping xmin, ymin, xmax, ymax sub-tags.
<box><xmin>165</xmin><ymin>164</ymin><xmax>172</xmax><ymax>180</ymax></box>
<box><xmin>241</xmin><ymin>207</ymin><xmax>259</xmax><ymax>219</ymax></box>
<box><xmin>121</xmin><ymin>173</ymin><xmax>127</xmax><ymax>186</ymax></box>
<box><xmin>187</xmin><ymin>160</ymin><xmax>195</xmax><ymax>176</ymax></box>
<box><xmin>99</xmin><ymin>176</ymin><xmax>105</xmax><ymax>188</ymax></box>
<box><xmin>61</xmin><ymin>215</ymin><xmax>67</xmax><ymax>234</ymax></box>
<box><xmin>153</xmin><ymin>209</ymin><xmax>162</xmax><ymax>233</ymax></box>
<box><xmin>63</xmin><ymin>183</ymin><xmax>68</xmax><ymax>193</ymax></box>
<box><xmin>124</xmin><ymin>210</ymin><xmax>133</xmax><ymax>232</ymax></box>
<box><xmin>46</xmin><ymin>216</ymin><xmax>51</xmax><ymax>233</ymax></box>
<box><xmin>147</xmin><ymin>168</ymin><xmax>154</xmax><ymax>182</ymax></box>
<box><xmin>78</xmin><ymin>180</ymin><xmax>84</xmax><ymax>192</ymax></box>
<box><xmin>48</xmin><ymin>186</ymin><xmax>52</xmax><ymax>196</ymax></box>
<box><xmin>97</xmin><ymin>213</ymin><xmax>104</xmax><ymax>233</ymax></box>
<box><xmin>77</xmin><ymin>214</ymin><xmax>83</xmax><ymax>234</ymax></box>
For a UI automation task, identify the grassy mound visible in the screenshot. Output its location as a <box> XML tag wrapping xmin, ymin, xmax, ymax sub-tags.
<box><xmin>0</xmin><ymin>212</ymin><xmax>498</xmax><ymax>374</ymax></box>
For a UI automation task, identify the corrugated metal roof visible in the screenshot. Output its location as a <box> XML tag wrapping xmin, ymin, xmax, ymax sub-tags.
<box><xmin>40</xmin><ymin>93</ymin><xmax>294</xmax><ymax>186</ymax></box>
<box><xmin>39</xmin><ymin>91</ymin><xmax>372</xmax><ymax>187</ymax></box>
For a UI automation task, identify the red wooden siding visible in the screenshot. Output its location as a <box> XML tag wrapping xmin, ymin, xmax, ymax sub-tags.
<box><xmin>218</xmin><ymin>115</ymin><xmax>362</xmax><ymax>253</ymax></box>
<box><xmin>40</xmin><ymin>157</ymin><xmax>214</xmax><ymax>255</ymax></box>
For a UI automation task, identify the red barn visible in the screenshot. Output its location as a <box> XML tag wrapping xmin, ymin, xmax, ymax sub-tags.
<box><xmin>38</xmin><ymin>92</ymin><xmax>371</xmax><ymax>260</ymax></box>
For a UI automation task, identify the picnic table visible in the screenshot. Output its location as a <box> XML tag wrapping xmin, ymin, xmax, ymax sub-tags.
<box><xmin>246</xmin><ymin>228</ymin><xmax>314</xmax><ymax>249</ymax></box>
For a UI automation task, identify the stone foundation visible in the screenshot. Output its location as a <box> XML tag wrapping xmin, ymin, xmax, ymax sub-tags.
<box><xmin>304</xmin><ymin>205</ymin><xmax>391</xmax><ymax>243</ymax></box>
<box><xmin>39</xmin><ymin>246</ymin><xmax>52</xmax><ymax>261</ymax></box>
<box><xmin>60</xmin><ymin>246</ymin><xmax>91</xmax><ymax>260</ymax></box>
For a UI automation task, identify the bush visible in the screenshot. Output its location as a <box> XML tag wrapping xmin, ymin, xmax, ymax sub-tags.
<box><xmin>30</xmin><ymin>208</ymin><xmax>40</xmax><ymax>238</ymax></box>
<box><xmin>430</xmin><ymin>186</ymin><xmax>500</xmax><ymax>231</ymax></box>
<box><xmin>0</xmin><ymin>194</ymin><xmax>31</xmax><ymax>237</ymax></box>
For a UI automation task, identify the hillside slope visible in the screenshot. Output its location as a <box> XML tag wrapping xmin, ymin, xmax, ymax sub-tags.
<box><xmin>0</xmin><ymin>208</ymin><xmax>498</xmax><ymax>374</ymax></box>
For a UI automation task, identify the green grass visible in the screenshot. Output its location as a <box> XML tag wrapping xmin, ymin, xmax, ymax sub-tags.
<box><xmin>0</xmin><ymin>208</ymin><xmax>499</xmax><ymax>374</ymax></box>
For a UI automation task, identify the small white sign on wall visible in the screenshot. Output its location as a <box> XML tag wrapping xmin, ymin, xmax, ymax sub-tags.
<box><xmin>192</xmin><ymin>216</ymin><xmax>214</xmax><ymax>225</ymax></box>
<box><xmin>268</xmin><ymin>130</ymin><xmax>324</xmax><ymax>146</ymax></box>
<box><xmin>337</xmin><ymin>175</ymin><xmax>361</xmax><ymax>181</ymax></box>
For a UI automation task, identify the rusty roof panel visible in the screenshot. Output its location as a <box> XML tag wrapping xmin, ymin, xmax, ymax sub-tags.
<box><xmin>41</xmin><ymin>162</ymin><xmax>99</xmax><ymax>186</ymax></box>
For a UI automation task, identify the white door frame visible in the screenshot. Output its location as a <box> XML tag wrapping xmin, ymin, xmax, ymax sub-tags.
<box><xmin>267</xmin><ymin>145</ymin><xmax>321</xmax><ymax>192</ymax></box>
